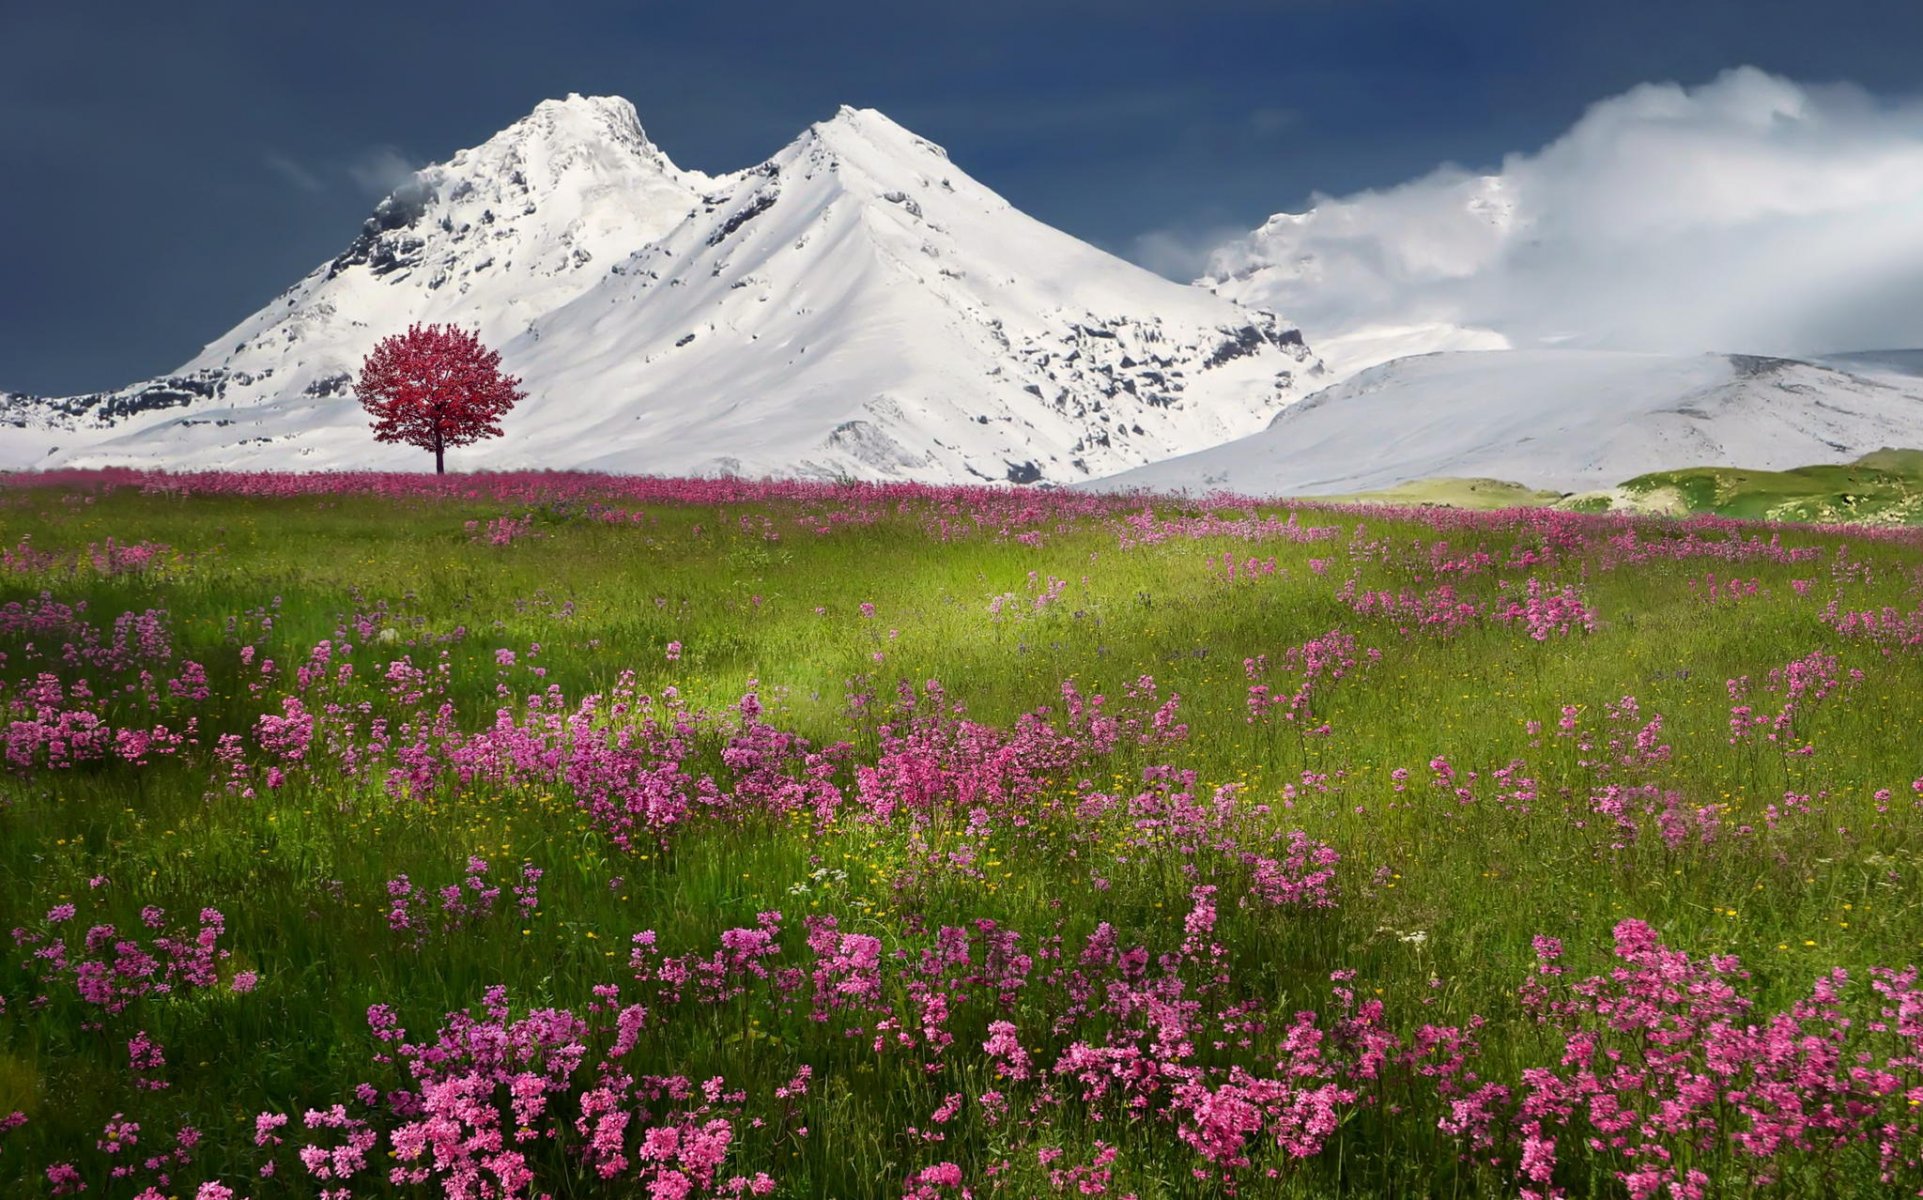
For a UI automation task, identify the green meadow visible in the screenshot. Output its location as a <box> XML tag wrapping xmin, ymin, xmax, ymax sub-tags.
<box><xmin>3</xmin><ymin>476</ymin><xmax>1922</xmax><ymax>1198</ymax></box>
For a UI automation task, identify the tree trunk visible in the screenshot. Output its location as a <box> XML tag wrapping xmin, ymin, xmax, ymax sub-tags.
<box><xmin>434</xmin><ymin>435</ymin><xmax>445</xmax><ymax>476</ymax></box>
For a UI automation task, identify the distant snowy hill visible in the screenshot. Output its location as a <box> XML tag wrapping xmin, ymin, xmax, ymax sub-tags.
<box><xmin>0</xmin><ymin>96</ymin><xmax>1314</xmax><ymax>483</ymax></box>
<box><xmin>1091</xmin><ymin>349</ymin><xmax>1923</xmax><ymax>497</ymax></box>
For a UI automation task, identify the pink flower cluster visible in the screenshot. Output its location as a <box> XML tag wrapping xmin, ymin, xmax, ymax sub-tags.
<box><xmin>464</xmin><ymin>514</ymin><xmax>541</xmax><ymax>545</ymax></box>
<box><xmin>1494</xmin><ymin>577</ymin><xmax>1597</xmax><ymax>640</ymax></box>
<box><xmin>386</xmin><ymin>857</ymin><xmax>543</xmax><ymax>948</ymax></box>
<box><xmin>1</xmin><ymin>594</ymin><xmax>205</xmax><ymax>774</ymax></box>
<box><xmin>1497</xmin><ymin>921</ymin><xmax>1923</xmax><ymax>1198</ymax></box>
<box><xmin>2</xmin><ymin>535</ymin><xmax>175</xmax><ymax>578</ymax></box>
<box><xmin>11</xmin><ymin>901</ymin><xmax>230</xmax><ymax>1021</ymax></box>
<box><xmin>1244</xmin><ymin>629</ymin><xmax>1379</xmax><ymax>733</ymax></box>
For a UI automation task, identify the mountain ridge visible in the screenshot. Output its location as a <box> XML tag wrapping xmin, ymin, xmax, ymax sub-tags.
<box><xmin>1</xmin><ymin>96</ymin><xmax>1315</xmax><ymax>483</ymax></box>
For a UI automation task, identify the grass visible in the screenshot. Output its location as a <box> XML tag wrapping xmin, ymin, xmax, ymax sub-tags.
<box><xmin>2</xmin><ymin>477</ymin><xmax>1922</xmax><ymax>1197</ymax></box>
<box><xmin>1314</xmin><ymin>478</ymin><xmax>1566</xmax><ymax>512</ymax></box>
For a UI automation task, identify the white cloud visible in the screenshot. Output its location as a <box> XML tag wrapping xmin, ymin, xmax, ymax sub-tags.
<box><xmin>1127</xmin><ymin>222</ymin><xmax>1252</xmax><ymax>282</ymax></box>
<box><xmin>346</xmin><ymin>145</ymin><xmax>419</xmax><ymax>198</ymax></box>
<box><xmin>261</xmin><ymin>151</ymin><xmax>323</xmax><ymax>193</ymax></box>
<box><xmin>1204</xmin><ymin>67</ymin><xmax>1923</xmax><ymax>358</ymax></box>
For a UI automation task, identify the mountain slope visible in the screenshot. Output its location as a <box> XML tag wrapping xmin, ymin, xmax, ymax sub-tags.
<box><xmin>2</xmin><ymin>100</ymin><xmax>1314</xmax><ymax>483</ymax></box>
<box><xmin>1091</xmin><ymin>349</ymin><xmax>1923</xmax><ymax>497</ymax></box>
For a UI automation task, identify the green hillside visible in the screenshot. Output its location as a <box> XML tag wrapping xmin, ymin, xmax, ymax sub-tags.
<box><xmin>1331</xmin><ymin>450</ymin><xmax>1923</xmax><ymax>525</ymax></box>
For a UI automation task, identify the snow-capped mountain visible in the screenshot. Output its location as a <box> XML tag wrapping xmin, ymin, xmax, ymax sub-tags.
<box><xmin>1</xmin><ymin>96</ymin><xmax>1315</xmax><ymax>483</ymax></box>
<box><xmin>1091</xmin><ymin>349</ymin><xmax>1923</xmax><ymax>497</ymax></box>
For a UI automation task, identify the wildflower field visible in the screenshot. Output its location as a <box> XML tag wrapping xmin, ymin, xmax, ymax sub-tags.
<box><xmin>3</xmin><ymin>469</ymin><xmax>1922</xmax><ymax>1200</ymax></box>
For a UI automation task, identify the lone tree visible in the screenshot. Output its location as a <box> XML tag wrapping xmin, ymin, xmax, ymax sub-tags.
<box><xmin>355</xmin><ymin>323</ymin><xmax>524</xmax><ymax>474</ymax></box>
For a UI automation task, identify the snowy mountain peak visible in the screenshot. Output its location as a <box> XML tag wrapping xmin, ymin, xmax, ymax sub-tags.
<box><xmin>532</xmin><ymin>91</ymin><xmax>647</xmax><ymax>127</ymax></box>
<box><xmin>771</xmin><ymin>107</ymin><xmax>960</xmax><ymax>212</ymax></box>
<box><xmin>154</xmin><ymin>94</ymin><xmax>715</xmax><ymax>394</ymax></box>
<box><xmin>466</xmin><ymin>93</ymin><xmax>690</xmax><ymax>183</ymax></box>
<box><xmin>808</xmin><ymin>105</ymin><xmax>948</xmax><ymax>158</ymax></box>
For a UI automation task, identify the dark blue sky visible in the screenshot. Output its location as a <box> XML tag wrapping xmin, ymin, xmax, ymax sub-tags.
<box><xmin>5</xmin><ymin>0</ymin><xmax>1921</xmax><ymax>395</ymax></box>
